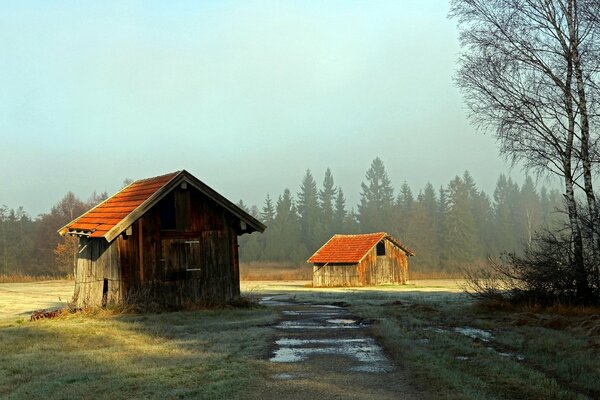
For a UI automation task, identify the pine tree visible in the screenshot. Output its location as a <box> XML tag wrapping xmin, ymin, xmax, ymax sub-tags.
<box><xmin>445</xmin><ymin>176</ymin><xmax>478</xmax><ymax>270</ymax></box>
<box><xmin>395</xmin><ymin>182</ymin><xmax>414</xmax><ymax>238</ymax></box>
<box><xmin>264</xmin><ymin>189</ymin><xmax>303</xmax><ymax>262</ymax></box>
<box><xmin>493</xmin><ymin>175</ymin><xmax>520</xmax><ymax>252</ymax></box>
<box><xmin>437</xmin><ymin>186</ymin><xmax>450</xmax><ymax>269</ymax></box>
<box><xmin>261</xmin><ymin>194</ymin><xmax>275</xmax><ymax>226</ymax></box>
<box><xmin>334</xmin><ymin>187</ymin><xmax>347</xmax><ymax>233</ymax></box>
<box><xmin>358</xmin><ymin>157</ymin><xmax>394</xmax><ymax>233</ymax></box>
<box><xmin>297</xmin><ymin>170</ymin><xmax>322</xmax><ymax>252</ymax></box>
<box><xmin>319</xmin><ymin>168</ymin><xmax>337</xmax><ymax>242</ymax></box>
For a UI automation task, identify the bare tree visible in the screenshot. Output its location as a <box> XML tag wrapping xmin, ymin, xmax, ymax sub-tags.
<box><xmin>450</xmin><ymin>0</ymin><xmax>600</xmax><ymax>303</ymax></box>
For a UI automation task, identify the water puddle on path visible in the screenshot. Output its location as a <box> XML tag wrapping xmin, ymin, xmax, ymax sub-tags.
<box><xmin>263</xmin><ymin>296</ymin><xmax>394</xmax><ymax>375</ymax></box>
<box><xmin>270</xmin><ymin>337</ymin><xmax>393</xmax><ymax>372</ymax></box>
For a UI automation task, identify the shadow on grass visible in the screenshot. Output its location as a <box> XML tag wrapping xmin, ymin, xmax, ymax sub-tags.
<box><xmin>0</xmin><ymin>308</ymin><xmax>277</xmax><ymax>400</ymax></box>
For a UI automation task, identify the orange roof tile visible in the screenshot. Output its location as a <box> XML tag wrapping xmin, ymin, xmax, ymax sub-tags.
<box><xmin>308</xmin><ymin>232</ymin><xmax>414</xmax><ymax>264</ymax></box>
<box><xmin>60</xmin><ymin>172</ymin><xmax>179</xmax><ymax>238</ymax></box>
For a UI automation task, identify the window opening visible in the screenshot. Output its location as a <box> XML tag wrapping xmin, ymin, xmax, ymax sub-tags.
<box><xmin>376</xmin><ymin>241</ymin><xmax>386</xmax><ymax>256</ymax></box>
<box><xmin>160</xmin><ymin>191</ymin><xmax>176</xmax><ymax>229</ymax></box>
<box><xmin>185</xmin><ymin>241</ymin><xmax>201</xmax><ymax>271</ymax></box>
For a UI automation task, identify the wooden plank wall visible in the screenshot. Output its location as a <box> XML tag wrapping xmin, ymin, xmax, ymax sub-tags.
<box><xmin>313</xmin><ymin>238</ymin><xmax>409</xmax><ymax>287</ymax></box>
<box><xmin>74</xmin><ymin>185</ymin><xmax>243</xmax><ymax>307</ymax></box>
<box><xmin>73</xmin><ymin>238</ymin><xmax>122</xmax><ymax>308</ymax></box>
<box><xmin>312</xmin><ymin>263</ymin><xmax>359</xmax><ymax>287</ymax></box>
<box><xmin>121</xmin><ymin>186</ymin><xmax>239</xmax><ymax>305</ymax></box>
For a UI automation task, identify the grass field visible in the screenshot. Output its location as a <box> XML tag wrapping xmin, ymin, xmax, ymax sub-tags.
<box><xmin>1</xmin><ymin>279</ymin><xmax>599</xmax><ymax>399</ymax></box>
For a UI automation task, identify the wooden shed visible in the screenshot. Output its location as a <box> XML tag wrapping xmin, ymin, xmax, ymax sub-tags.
<box><xmin>308</xmin><ymin>232</ymin><xmax>414</xmax><ymax>287</ymax></box>
<box><xmin>59</xmin><ymin>170</ymin><xmax>265</xmax><ymax>308</ymax></box>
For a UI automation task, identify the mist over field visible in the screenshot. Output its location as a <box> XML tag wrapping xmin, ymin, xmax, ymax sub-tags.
<box><xmin>0</xmin><ymin>0</ymin><xmax>519</xmax><ymax>217</ymax></box>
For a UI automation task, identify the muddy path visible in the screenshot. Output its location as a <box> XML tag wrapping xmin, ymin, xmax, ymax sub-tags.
<box><xmin>254</xmin><ymin>295</ymin><xmax>419</xmax><ymax>400</ymax></box>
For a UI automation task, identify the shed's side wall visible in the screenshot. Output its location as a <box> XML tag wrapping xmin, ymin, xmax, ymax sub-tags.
<box><xmin>312</xmin><ymin>264</ymin><xmax>359</xmax><ymax>287</ymax></box>
<box><xmin>313</xmin><ymin>238</ymin><xmax>409</xmax><ymax>287</ymax></box>
<box><xmin>73</xmin><ymin>238</ymin><xmax>122</xmax><ymax>308</ymax></box>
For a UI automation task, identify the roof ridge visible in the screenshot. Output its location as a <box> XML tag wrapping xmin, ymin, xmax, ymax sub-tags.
<box><xmin>133</xmin><ymin>170</ymin><xmax>182</xmax><ymax>184</ymax></box>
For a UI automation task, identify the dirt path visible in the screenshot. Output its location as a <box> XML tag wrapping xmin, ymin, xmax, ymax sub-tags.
<box><xmin>256</xmin><ymin>295</ymin><xmax>419</xmax><ymax>400</ymax></box>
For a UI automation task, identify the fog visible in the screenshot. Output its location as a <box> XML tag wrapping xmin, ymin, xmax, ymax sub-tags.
<box><xmin>0</xmin><ymin>1</ymin><xmax>526</xmax><ymax>216</ymax></box>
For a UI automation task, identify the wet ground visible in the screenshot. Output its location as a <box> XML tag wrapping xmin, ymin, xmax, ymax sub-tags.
<box><xmin>256</xmin><ymin>295</ymin><xmax>418</xmax><ymax>399</ymax></box>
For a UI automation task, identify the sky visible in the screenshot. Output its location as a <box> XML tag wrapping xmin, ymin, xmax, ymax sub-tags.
<box><xmin>0</xmin><ymin>0</ymin><xmax>525</xmax><ymax>217</ymax></box>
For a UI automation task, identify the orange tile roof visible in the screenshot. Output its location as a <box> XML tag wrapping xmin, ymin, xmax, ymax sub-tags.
<box><xmin>62</xmin><ymin>172</ymin><xmax>179</xmax><ymax>238</ymax></box>
<box><xmin>308</xmin><ymin>232</ymin><xmax>414</xmax><ymax>264</ymax></box>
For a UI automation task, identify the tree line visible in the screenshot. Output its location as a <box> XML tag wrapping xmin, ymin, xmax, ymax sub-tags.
<box><xmin>0</xmin><ymin>191</ymin><xmax>107</xmax><ymax>276</ymax></box>
<box><xmin>238</xmin><ymin>157</ymin><xmax>564</xmax><ymax>273</ymax></box>
<box><xmin>0</xmin><ymin>159</ymin><xmax>561</xmax><ymax>277</ymax></box>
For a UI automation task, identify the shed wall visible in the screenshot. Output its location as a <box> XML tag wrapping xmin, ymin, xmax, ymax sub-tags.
<box><xmin>73</xmin><ymin>185</ymin><xmax>241</xmax><ymax>307</ymax></box>
<box><xmin>312</xmin><ymin>238</ymin><xmax>409</xmax><ymax>287</ymax></box>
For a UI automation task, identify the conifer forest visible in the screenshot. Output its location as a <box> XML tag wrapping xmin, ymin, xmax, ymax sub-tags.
<box><xmin>0</xmin><ymin>158</ymin><xmax>564</xmax><ymax>277</ymax></box>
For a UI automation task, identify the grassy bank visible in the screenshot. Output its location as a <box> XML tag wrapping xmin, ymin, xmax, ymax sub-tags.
<box><xmin>0</xmin><ymin>307</ymin><xmax>277</xmax><ymax>400</ymax></box>
<box><xmin>273</xmin><ymin>286</ymin><xmax>600</xmax><ymax>400</ymax></box>
<box><xmin>2</xmin><ymin>280</ymin><xmax>598</xmax><ymax>399</ymax></box>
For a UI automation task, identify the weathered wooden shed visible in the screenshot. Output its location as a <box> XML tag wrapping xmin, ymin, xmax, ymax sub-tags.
<box><xmin>59</xmin><ymin>170</ymin><xmax>265</xmax><ymax>308</ymax></box>
<box><xmin>308</xmin><ymin>232</ymin><xmax>414</xmax><ymax>287</ymax></box>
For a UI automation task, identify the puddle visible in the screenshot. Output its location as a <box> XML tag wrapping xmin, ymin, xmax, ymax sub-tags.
<box><xmin>271</xmin><ymin>337</ymin><xmax>393</xmax><ymax>371</ymax></box>
<box><xmin>277</xmin><ymin>338</ymin><xmax>366</xmax><ymax>346</ymax></box>
<box><xmin>272</xmin><ymin>373</ymin><xmax>297</xmax><ymax>380</ymax></box>
<box><xmin>350</xmin><ymin>364</ymin><xmax>393</xmax><ymax>373</ymax></box>
<box><xmin>486</xmin><ymin>347</ymin><xmax>525</xmax><ymax>361</ymax></box>
<box><xmin>327</xmin><ymin>319</ymin><xmax>357</xmax><ymax>324</ymax></box>
<box><xmin>453</xmin><ymin>327</ymin><xmax>493</xmax><ymax>342</ymax></box>
<box><xmin>310</xmin><ymin>304</ymin><xmax>342</xmax><ymax>309</ymax></box>
<box><xmin>260</xmin><ymin>296</ymin><xmax>296</xmax><ymax>307</ymax></box>
<box><xmin>282</xmin><ymin>310</ymin><xmax>343</xmax><ymax>316</ymax></box>
<box><xmin>275</xmin><ymin>320</ymin><xmax>361</xmax><ymax>329</ymax></box>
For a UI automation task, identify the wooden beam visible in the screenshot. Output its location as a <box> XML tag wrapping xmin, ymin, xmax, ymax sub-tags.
<box><xmin>138</xmin><ymin>219</ymin><xmax>144</xmax><ymax>282</ymax></box>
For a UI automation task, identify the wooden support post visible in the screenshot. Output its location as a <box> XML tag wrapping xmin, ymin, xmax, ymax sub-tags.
<box><xmin>138</xmin><ymin>219</ymin><xmax>144</xmax><ymax>282</ymax></box>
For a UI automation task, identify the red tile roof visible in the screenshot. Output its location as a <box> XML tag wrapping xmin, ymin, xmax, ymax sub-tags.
<box><xmin>307</xmin><ymin>232</ymin><xmax>414</xmax><ymax>264</ymax></box>
<box><xmin>60</xmin><ymin>172</ymin><xmax>179</xmax><ymax>238</ymax></box>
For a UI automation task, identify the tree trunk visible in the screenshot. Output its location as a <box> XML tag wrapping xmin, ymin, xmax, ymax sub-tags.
<box><xmin>564</xmin><ymin>172</ymin><xmax>590</xmax><ymax>302</ymax></box>
<box><xmin>570</xmin><ymin>0</ymin><xmax>599</xmax><ymax>295</ymax></box>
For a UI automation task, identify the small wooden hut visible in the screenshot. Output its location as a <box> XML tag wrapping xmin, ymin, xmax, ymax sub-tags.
<box><xmin>308</xmin><ymin>232</ymin><xmax>414</xmax><ymax>287</ymax></box>
<box><xmin>59</xmin><ymin>170</ymin><xmax>265</xmax><ymax>308</ymax></box>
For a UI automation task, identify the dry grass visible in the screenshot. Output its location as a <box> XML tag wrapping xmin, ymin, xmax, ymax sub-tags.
<box><xmin>408</xmin><ymin>270</ymin><xmax>463</xmax><ymax>280</ymax></box>
<box><xmin>0</xmin><ymin>274</ymin><xmax>71</xmax><ymax>283</ymax></box>
<box><xmin>240</xmin><ymin>262</ymin><xmax>311</xmax><ymax>281</ymax></box>
<box><xmin>3</xmin><ymin>280</ymin><xmax>598</xmax><ymax>399</ymax></box>
<box><xmin>0</xmin><ymin>308</ymin><xmax>278</xmax><ymax>399</ymax></box>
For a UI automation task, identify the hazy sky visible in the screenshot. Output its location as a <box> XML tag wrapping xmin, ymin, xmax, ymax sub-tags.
<box><xmin>1</xmin><ymin>1</ymin><xmax>519</xmax><ymax>216</ymax></box>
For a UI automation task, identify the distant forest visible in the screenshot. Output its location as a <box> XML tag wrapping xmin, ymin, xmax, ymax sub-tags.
<box><xmin>0</xmin><ymin>157</ymin><xmax>563</xmax><ymax>276</ymax></box>
<box><xmin>237</xmin><ymin>157</ymin><xmax>564</xmax><ymax>273</ymax></box>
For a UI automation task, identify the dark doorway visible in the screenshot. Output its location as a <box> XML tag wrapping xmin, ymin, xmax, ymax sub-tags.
<box><xmin>102</xmin><ymin>278</ymin><xmax>109</xmax><ymax>307</ymax></box>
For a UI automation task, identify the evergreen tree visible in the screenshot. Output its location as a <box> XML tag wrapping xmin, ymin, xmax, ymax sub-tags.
<box><xmin>319</xmin><ymin>168</ymin><xmax>337</xmax><ymax>242</ymax></box>
<box><xmin>436</xmin><ymin>186</ymin><xmax>450</xmax><ymax>269</ymax></box>
<box><xmin>297</xmin><ymin>170</ymin><xmax>322</xmax><ymax>252</ymax></box>
<box><xmin>445</xmin><ymin>176</ymin><xmax>478</xmax><ymax>269</ymax></box>
<box><xmin>358</xmin><ymin>157</ymin><xmax>394</xmax><ymax>233</ymax></box>
<box><xmin>334</xmin><ymin>187</ymin><xmax>348</xmax><ymax>233</ymax></box>
<box><xmin>420</xmin><ymin>183</ymin><xmax>438</xmax><ymax>219</ymax></box>
<box><xmin>264</xmin><ymin>189</ymin><xmax>304</xmax><ymax>262</ymax></box>
<box><xmin>261</xmin><ymin>194</ymin><xmax>275</xmax><ymax>226</ymax></box>
<box><xmin>395</xmin><ymin>182</ymin><xmax>414</xmax><ymax>238</ymax></box>
<box><xmin>493</xmin><ymin>175</ymin><xmax>521</xmax><ymax>252</ymax></box>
